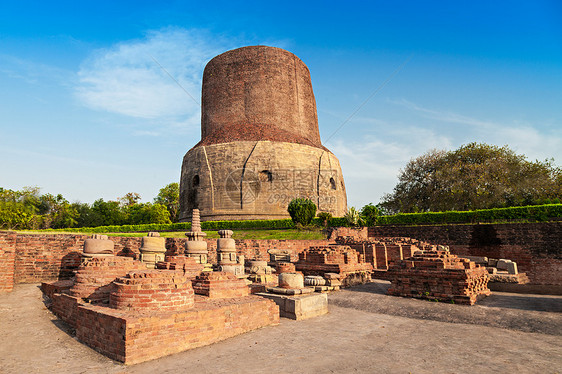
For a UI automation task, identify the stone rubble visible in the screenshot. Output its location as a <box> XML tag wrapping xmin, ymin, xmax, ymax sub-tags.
<box><xmin>386</xmin><ymin>248</ymin><xmax>491</xmax><ymax>305</ymax></box>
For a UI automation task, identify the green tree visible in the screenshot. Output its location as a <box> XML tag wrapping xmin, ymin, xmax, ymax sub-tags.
<box><xmin>127</xmin><ymin>203</ymin><xmax>171</xmax><ymax>224</ymax></box>
<box><xmin>288</xmin><ymin>198</ymin><xmax>317</xmax><ymax>226</ymax></box>
<box><xmin>360</xmin><ymin>203</ymin><xmax>381</xmax><ymax>226</ymax></box>
<box><xmin>38</xmin><ymin>193</ymin><xmax>80</xmax><ymax>228</ymax></box>
<box><xmin>91</xmin><ymin>199</ymin><xmax>127</xmax><ymax>226</ymax></box>
<box><xmin>317</xmin><ymin>212</ymin><xmax>332</xmax><ymax>228</ymax></box>
<box><xmin>380</xmin><ymin>143</ymin><xmax>561</xmax><ymax>213</ymax></box>
<box><xmin>118</xmin><ymin>192</ymin><xmax>141</xmax><ymax>207</ymax></box>
<box><xmin>0</xmin><ymin>187</ymin><xmax>43</xmax><ymax>229</ymax></box>
<box><xmin>154</xmin><ymin>182</ymin><xmax>180</xmax><ymax>222</ymax></box>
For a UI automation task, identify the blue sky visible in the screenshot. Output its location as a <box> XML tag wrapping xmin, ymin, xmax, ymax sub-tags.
<box><xmin>1</xmin><ymin>1</ymin><xmax>561</xmax><ymax>208</ymax></box>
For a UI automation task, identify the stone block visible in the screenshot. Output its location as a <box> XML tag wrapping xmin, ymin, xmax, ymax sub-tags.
<box><xmin>497</xmin><ymin>259</ymin><xmax>511</xmax><ymax>270</ymax></box>
<box><xmin>488</xmin><ymin>258</ymin><xmax>499</xmax><ymax>267</ymax></box>
<box><xmin>313</xmin><ymin>285</ymin><xmax>338</xmax><ymax>292</ymax></box>
<box><xmin>506</xmin><ymin>261</ymin><xmax>518</xmax><ymax>274</ymax></box>
<box><xmin>459</xmin><ymin>255</ymin><xmax>488</xmax><ymax>264</ymax></box>
<box><xmin>304</xmin><ymin>275</ymin><xmax>326</xmax><ymax>286</ymax></box>
<box><xmin>497</xmin><ymin>259</ymin><xmax>518</xmax><ymax>273</ymax></box>
<box><xmin>324</xmin><ymin>272</ymin><xmax>341</xmax><ymax>280</ymax></box>
<box><xmin>257</xmin><ymin>292</ymin><xmax>328</xmax><ymax>320</ymax></box>
<box><xmin>83</xmin><ymin>235</ymin><xmax>114</xmax><ymax>257</ymax></box>
<box><xmin>278</xmin><ymin>272</ymin><xmax>304</xmax><ymax>289</ymax></box>
<box><xmin>326</xmin><ymin>279</ymin><xmax>342</xmax><ymax>287</ymax></box>
<box><xmin>266</xmin><ymin>287</ymin><xmax>314</xmax><ymax>295</ymax></box>
<box><xmin>269</xmin><ymin>249</ymin><xmax>291</xmax><ymax>263</ymax></box>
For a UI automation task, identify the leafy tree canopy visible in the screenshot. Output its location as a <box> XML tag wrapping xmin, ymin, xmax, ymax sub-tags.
<box><xmin>379</xmin><ymin>143</ymin><xmax>561</xmax><ymax>213</ymax></box>
<box><xmin>0</xmin><ymin>182</ymin><xmax>178</xmax><ymax>230</ymax></box>
<box><xmin>287</xmin><ymin>198</ymin><xmax>317</xmax><ymax>226</ymax></box>
<box><xmin>154</xmin><ymin>182</ymin><xmax>179</xmax><ymax>222</ymax></box>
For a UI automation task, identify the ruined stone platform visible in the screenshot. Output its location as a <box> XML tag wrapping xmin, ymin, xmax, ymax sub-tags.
<box><xmin>42</xmin><ymin>253</ymin><xmax>280</xmax><ymax>365</ymax></box>
<box><xmin>295</xmin><ymin>245</ymin><xmax>372</xmax><ymax>287</ymax></box>
<box><xmin>387</xmin><ymin>249</ymin><xmax>491</xmax><ymax>305</ymax></box>
<box><xmin>48</xmin><ymin>291</ymin><xmax>279</xmax><ymax>365</ymax></box>
<box><xmin>257</xmin><ymin>292</ymin><xmax>328</xmax><ymax>320</ymax></box>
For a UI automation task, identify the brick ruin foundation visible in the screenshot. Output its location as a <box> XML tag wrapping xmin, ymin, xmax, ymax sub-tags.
<box><xmin>3</xmin><ymin>222</ymin><xmax>560</xmax><ymax>295</ymax></box>
<box><xmin>335</xmin><ymin>235</ymin><xmax>434</xmax><ymax>274</ymax></box>
<box><xmin>1</xmin><ymin>222</ymin><xmax>559</xmax><ymax>363</ymax></box>
<box><xmin>43</xmin><ymin>255</ymin><xmax>279</xmax><ymax>365</ymax></box>
<box><xmin>295</xmin><ymin>245</ymin><xmax>373</xmax><ymax>287</ymax></box>
<box><xmin>368</xmin><ymin>222</ymin><xmax>562</xmax><ymax>286</ymax></box>
<box><xmin>386</xmin><ymin>249</ymin><xmax>491</xmax><ymax>305</ymax></box>
<box><xmin>335</xmin><ymin>235</ymin><xmax>497</xmax><ymax>304</ymax></box>
<box><xmin>37</xmin><ymin>232</ymin><xmax>382</xmax><ymax>363</ymax></box>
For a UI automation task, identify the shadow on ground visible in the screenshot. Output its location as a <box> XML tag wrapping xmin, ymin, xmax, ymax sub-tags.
<box><xmin>351</xmin><ymin>281</ymin><xmax>562</xmax><ymax>312</ymax></box>
<box><xmin>329</xmin><ymin>281</ymin><xmax>562</xmax><ymax>336</ymax></box>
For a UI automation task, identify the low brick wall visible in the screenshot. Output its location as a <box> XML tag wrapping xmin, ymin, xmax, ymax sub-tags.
<box><xmin>2</xmin><ymin>222</ymin><xmax>560</xmax><ymax>291</ymax></box>
<box><xmin>0</xmin><ymin>231</ymin><xmax>331</xmax><ymax>292</ymax></box>
<box><xmin>52</xmin><ymin>292</ymin><xmax>279</xmax><ymax>365</ymax></box>
<box><xmin>0</xmin><ymin>231</ymin><xmax>16</xmax><ymax>293</ymax></box>
<box><xmin>368</xmin><ymin>222</ymin><xmax>562</xmax><ymax>285</ymax></box>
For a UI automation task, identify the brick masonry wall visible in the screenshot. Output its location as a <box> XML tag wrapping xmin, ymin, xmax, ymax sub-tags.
<box><xmin>147</xmin><ymin>237</ymin><xmax>331</xmax><ymax>263</ymax></box>
<box><xmin>4</xmin><ymin>222</ymin><xmax>559</xmax><ymax>288</ymax></box>
<box><xmin>369</xmin><ymin>222</ymin><xmax>562</xmax><ymax>285</ymax></box>
<box><xmin>0</xmin><ymin>231</ymin><xmax>331</xmax><ymax>291</ymax></box>
<box><xmin>12</xmin><ymin>234</ymin><xmax>85</xmax><ymax>284</ymax></box>
<box><xmin>59</xmin><ymin>294</ymin><xmax>279</xmax><ymax>364</ymax></box>
<box><xmin>0</xmin><ymin>231</ymin><xmax>16</xmax><ymax>293</ymax></box>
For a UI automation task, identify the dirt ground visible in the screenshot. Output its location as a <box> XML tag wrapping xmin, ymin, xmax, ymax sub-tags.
<box><xmin>0</xmin><ymin>282</ymin><xmax>560</xmax><ymax>374</ymax></box>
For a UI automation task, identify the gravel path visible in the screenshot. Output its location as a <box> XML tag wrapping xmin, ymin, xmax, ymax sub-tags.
<box><xmin>1</xmin><ymin>283</ymin><xmax>560</xmax><ymax>374</ymax></box>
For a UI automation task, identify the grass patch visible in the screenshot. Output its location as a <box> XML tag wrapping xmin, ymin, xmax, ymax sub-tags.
<box><xmin>108</xmin><ymin>229</ymin><xmax>326</xmax><ymax>240</ymax></box>
<box><xmin>17</xmin><ymin>228</ymin><xmax>326</xmax><ymax>240</ymax></box>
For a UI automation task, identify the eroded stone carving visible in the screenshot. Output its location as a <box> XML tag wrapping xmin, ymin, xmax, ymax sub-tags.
<box><xmin>246</xmin><ymin>260</ymin><xmax>276</xmax><ymax>284</ymax></box>
<box><xmin>139</xmin><ymin>232</ymin><xmax>166</xmax><ymax>268</ymax></box>
<box><xmin>82</xmin><ymin>234</ymin><xmax>114</xmax><ymax>258</ymax></box>
<box><xmin>216</xmin><ymin>229</ymin><xmax>244</xmax><ymax>276</ymax></box>
<box><xmin>184</xmin><ymin>209</ymin><xmax>212</xmax><ymax>271</ymax></box>
<box><xmin>269</xmin><ymin>248</ymin><xmax>291</xmax><ymax>263</ymax></box>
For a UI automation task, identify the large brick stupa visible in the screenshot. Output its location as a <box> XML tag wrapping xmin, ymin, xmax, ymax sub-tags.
<box><xmin>179</xmin><ymin>46</ymin><xmax>347</xmax><ymax>221</ymax></box>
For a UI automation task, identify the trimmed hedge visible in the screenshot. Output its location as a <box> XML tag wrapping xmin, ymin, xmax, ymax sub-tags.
<box><xmin>377</xmin><ymin>204</ymin><xmax>562</xmax><ymax>225</ymax></box>
<box><xmin>202</xmin><ymin>219</ymin><xmax>295</xmax><ymax>230</ymax></box>
<box><xmin>44</xmin><ymin>222</ymin><xmax>192</xmax><ymax>234</ymax></box>
<box><xmin>38</xmin><ymin>204</ymin><xmax>561</xmax><ymax>233</ymax></box>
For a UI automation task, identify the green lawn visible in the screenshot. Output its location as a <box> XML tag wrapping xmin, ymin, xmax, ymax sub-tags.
<box><xmin>18</xmin><ymin>229</ymin><xmax>326</xmax><ymax>240</ymax></box>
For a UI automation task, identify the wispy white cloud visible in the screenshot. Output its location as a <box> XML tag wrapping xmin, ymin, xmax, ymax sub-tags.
<box><xmin>75</xmin><ymin>28</ymin><xmax>232</xmax><ymax>123</ymax></box>
<box><xmin>389</xmin><ymin>98</ymin><xmax>495</xmax><ymax>128</ymax></box>
<box><xmin>327</xmin><ymin>126</ymin><xmax>453</xmax><ymax>207</ymax></box>
<box><xmin>325</xmin><ymin>98</ymin><xmax>561</xmax><ymax>207</ymax></box>
<box><xmin>0</xmin><ymin>54</ymin><xmax>70</xmax><ymax>85</ymax></box>
<box><xmin>389</xmin><ymin>98</ymin><xmax>562</xmax><ymax>162</ymax></box>
<box><xmin>0</xmin><ymin>146</ymin><xmax>131</xmax><ymax>171</ymax></box>
<box><xmin>133</xmin><ymin>130</ymin><xmax>161</xmax><ymax>137</ymax></box>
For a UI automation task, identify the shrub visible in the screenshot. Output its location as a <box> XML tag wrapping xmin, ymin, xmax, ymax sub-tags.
<box><xmin>317</xmin><ymin>212</ymin><xmax>333</xmax><ymax>227</ymax></box>
<box><xmin>360</xmin><ymin>203</ymin><xmax>381</xmax><ymax>226</ymax></box>
<box><xmin>287</xmin><ymin>198</ymin><xmax>317</xmax><ymax>226</ymax></box>
<box><xmin>345</xmin><ymin>207</ymin><xmax>363</xmax><ymax>227</ymax></box>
